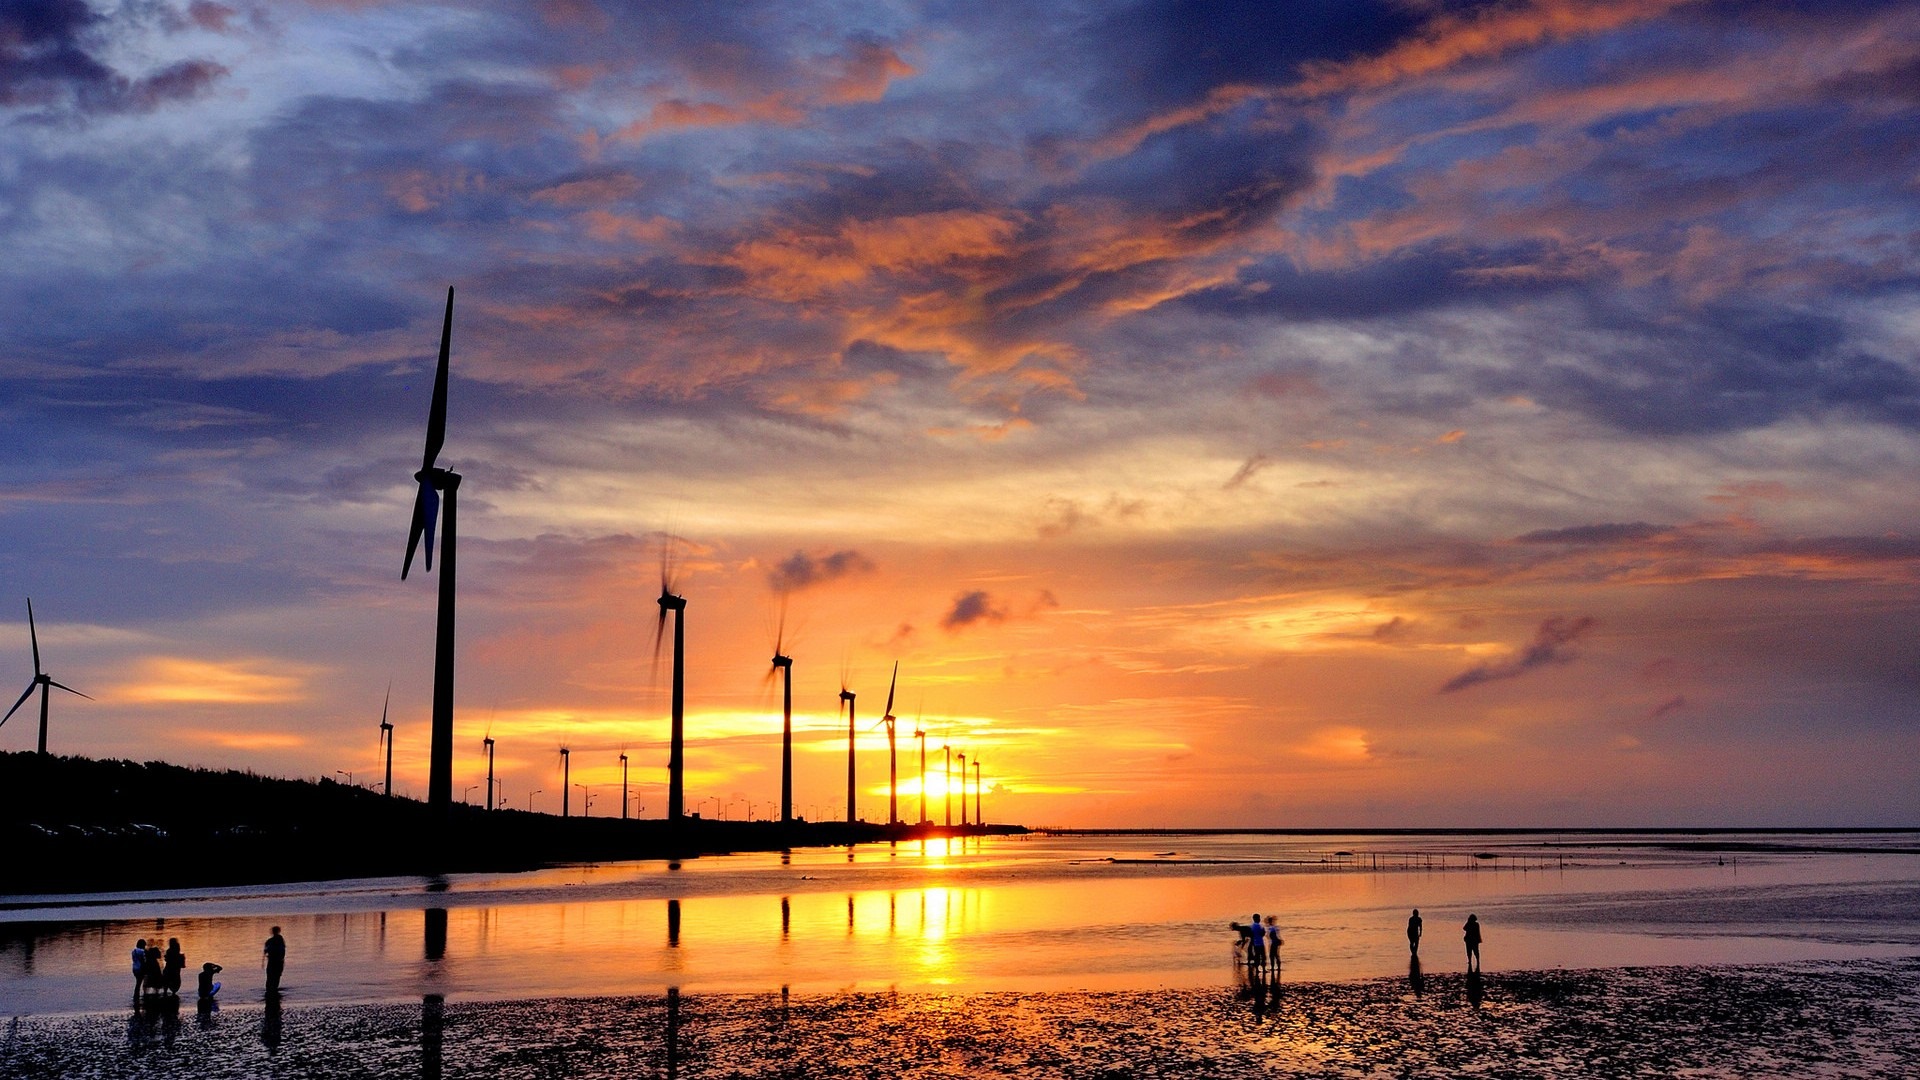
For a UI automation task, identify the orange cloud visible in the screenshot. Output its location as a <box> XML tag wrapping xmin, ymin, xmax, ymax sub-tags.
<box><xmin>113</xmin><ymin>657</ymin><xmax>314</xmax><ymax>705</ymax></box>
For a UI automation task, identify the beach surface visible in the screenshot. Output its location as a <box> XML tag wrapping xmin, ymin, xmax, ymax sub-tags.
<box><xmin>5</xmin><ymin>957</ymin><xmax>1915</xmax><ymax>1078</ymax></box>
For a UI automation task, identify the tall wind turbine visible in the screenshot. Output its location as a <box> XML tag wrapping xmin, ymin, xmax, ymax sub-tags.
<box><xmin>379</xmin><ymin>686</ymin><xmax>394</xmax><ymax>796</ymax></box>
<box><xmin>560</xmin><ymin>747</ymin><xmax>571</xmax><ymax>817</ymax></box>
<box><xmin>974</xmin><ymin>759</ymin><xmax>983</xmax><ymax>826</ymax></box>
<box><xmin>872</xmin><ymin>663</ymin><xmax>899</xmax><ymax>826</ymax></box>
<box><xmin>654</xmin><ymin>545</ymin><xmax>688</xmax><ymax>821</ymax></box>
<box><xmin>913</xmin><ymin>717</ymin><xmax>927</xmax><ymax>825</ymax></box>
<box><xmin>769</xmin><ymin>631</ymin><xmax>793</xmax><ymax>824</ymax></box>
<box><xmin>941</xmin><ymin>743</ymin><xmax>952</xmax><ymax>827</ymax></box>
<box><xmin>838</xmin><ymin>682</ymin><xmax>856</xmax><ymax>823</ymax></box>
<box><xmin>956</xmin><ymin>752</ymin><xmax>968</xmax><ymax>826</ymax></box>
<box><xmin>402</xmin><ymin>286</ymin><xmax>461</xmax><ymax>824</ymax></box>
<box><xmin>619</xmin><ymin>750</ymin><xmax>629</xmax><ymax>821</ymax></box>
<box><xmin>2</xmin><ymin>599</ymin><xmax>89</xmax><ymax>755</ymax></box>
<box><xmin>483</xmin><ymin>732</ymin><xmax>496</xmax><ymax>811</ymax></box>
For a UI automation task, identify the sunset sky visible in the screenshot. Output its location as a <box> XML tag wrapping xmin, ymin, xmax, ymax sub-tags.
<box><xmin>3</xmin><ymin>0</ymin><xmax>1918</xmax><ymax>826</ymax></box>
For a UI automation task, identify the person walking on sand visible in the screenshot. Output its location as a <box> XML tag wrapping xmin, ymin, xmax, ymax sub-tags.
<box><xmin>143</xmin><ymin>941</ymin><xmax>162</xmax><ymax>995</ymax></box>
<box><xmin>263</xmin><ymin>926</ymin><xmax>287</xmax><ymax>995</ymax></box>
<box><xmin>1463</xmin><ymin>913</ymin><xmax>1482</xmax><ymax>972</ymax></box>
<box><xmin>1407</xmin><ymin>909</ymin><xmax>1423</xmax><ymax>956</ymax></box>
<box><xmin>1245</xmin><ymin>913</ymin><xmax>1266</xmax><ymax>975</ymax></box>
<box><xmin>131</xmin><ymin>938</ymin><xmax>149</xmax><ymax>997</ymax></box>
<box><xmin>1264</xmin><ymin>914</ymin><xmax>1282</xmax><ymax>972</ymax></box>
<box><xmin>163</xmin><ymin>938</ymin><xmax>186</xmax><ymax>996</ymax></box>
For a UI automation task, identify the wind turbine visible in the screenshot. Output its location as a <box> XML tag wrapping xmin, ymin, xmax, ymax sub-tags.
<box><xmin>871</xmin><ymin>663</ymin><xmax>899</xmax><ymax>826</ymax></box>
<box><xmin>560</xmin><ymin>747</ymin><xmax>571</xmax><ymax>817</ymax></box>
<box><xmin>956</xmin><ymin>752</ymin><xmax>968</xmax><ymax>826</ymax></box>
<box><xmin>483</xmin><ymin>731</ymin><xmax>496</xmax><ymax>811</ymax></box>
<box><xmin>653</xmin><ymin>544</ymin><xmax>688</xmax><ymax>821</ymax></box>
<box><xmin>974</xmin><ymin>758</ymin><xmax>983</xmax><ymax>826</ymax></box>
<box><xmin>379</xmin><ymin>685</ymin><xmax>394</xmax><ymax>797</ymax></box>
<box><xmin>619</xmin><ymin>750</ymin><xmax>629</xmax><ymax>821</ymax></box>
<box><xmin>838</xmin><ymin>681</ymin><xmax>856</xmax><ymax>824</ymax></box>
<box><xmin>912</xmin><ymin>714</ymin><xmax>927</xmax><ymax>825</ymax></box>
<box><xmin>401</xmin><ymin>286</ymin><xmax>461</xmax><ymax>824</ymax></box>
<box><xmin>941</xmin><ymin>743</ymin><xmax>952</xmax><ymax>827</ymax></box>
<box><xmin>2</xmin><ymin>599</ymin><xmax>89</xmax><ymax>756</ymax></box>
<box><xmin>769</xmin><ymin>627</ymin><xmax>794</xmax><ymax>825</ymax></box>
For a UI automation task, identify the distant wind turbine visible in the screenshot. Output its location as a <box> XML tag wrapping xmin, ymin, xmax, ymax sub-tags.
<box><xmin>974</xmin><ymin>758</ymin><xmax>983</xmax><ymax>826</ymax></box>
<box><xmin>2</xmin><ymin>599</ymin><xmax>90</xmax><ymax>756</ymax></box>
<box><xmin>872</xmin><ymin>663</ymin><xmax>899</xmax><ymax>826</ymax></box>
<box><xmin>483</xmin><ymin>730</ymin><xmax>496</xmax><ymax>811</ymax></box>
<box><xmin>559</xmin><ymin>746</ymin><xmax>571</xmax><ymax>817</ymax></box>
<box><xmin>401</xmin><ymin>286</ymin><xmax>461</xmax><ymax>824</ymax></box>
<box><xmin>654</xmin><ymin>543</ymin><xmax>688</xmax><ymax>821</ymax></box>
<box><xmin>379</xmin><ymin>685</ymin><xmax>394</xmax><ymax>796</ymax></box>
<box><xmin>941</xmin><ymin>743</ymin><xmax>952</xmax><ymax>827</ymax></box>
<box><xmin>912</xmin><ymin>714</ymin><xmax>927</xmax><ymax>825</ymax></box>
<box><xmin>838</xmin><ymin>681</ymin><xmax>857</xmax><ymax>824</ymax></box>
<box><xmin>619</xmin><ymin>749</ymin><xmax>629</xmax><ymax>821</ymax></box>
<box><xmin>769</xmin><ymin>620</ymin><xmax>794</xmax><ymax>824</ymax></box>
<box><xmin>956</xmin><ymin>752</ymin><xmax>968</xmax><ymax>826</ymax></box>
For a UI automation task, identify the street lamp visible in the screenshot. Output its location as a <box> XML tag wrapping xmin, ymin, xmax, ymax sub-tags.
<box><xmin>576</xmin><ymin>783</ymin><xmax>594</xmax><ymax>818</ymax></box>
<box><xmin>463</xmin><ymin>784</ymin><xmax>478</xmax><ymax>805</ymax></box>
<box><xmin>335</xmin><ymin>769</ymin><xmax>354</xmax><ymax>786</ymax></box>
<box><xmin>529</xmin><ymin>789</ymin><xmax>542</xmax><ymax>812</ymax></box>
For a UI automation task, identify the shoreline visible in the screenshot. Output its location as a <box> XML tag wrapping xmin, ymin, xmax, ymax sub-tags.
<box><xmin>4</xmin><ymin>957</ymin><xmax>1916</xmax><ymax>1077</ymax></box>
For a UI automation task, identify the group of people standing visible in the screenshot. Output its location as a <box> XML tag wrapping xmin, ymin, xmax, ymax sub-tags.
<box><xmin>128</xmin><ymin>926</ymin><xmax>284</xmax><ymax>1003</ymax></box>
<box><xmin>1232</xmin><ymin>908</ymin><xmax>1486</xmax><ymax>976</ymax></box>
<box><xmin>1406</xmin><ymin>908</ymin><xmax>1483</xmax><ymax>970</ymax></box>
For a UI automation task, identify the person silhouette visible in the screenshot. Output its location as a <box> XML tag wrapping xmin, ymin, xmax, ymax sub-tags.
<box><xmin>263</xmin><ymin>926</ymin><xmax>286</xmax><ymax>996</ymax></box>
<box><xmin>1407</xmin><ymin>909</ymin><xmax>1423</xmax><ymax>955</ymax></box>
<box><xmin>163</xmin><ymin>938</ymin><xmax>186</xmax><ymax>996</ymax></box>
<box><xmin>1463</xmin><ymin>913</ymin><xmax>1482</xmax><ymax>972</ymax></box>
<box><xmin>131</xmin><ymin>938</ymin><xmax>148</xmax><ymax>998</ymax></box>
<box><xmin>143</xmin><ymin>941</ymin><xmax>162</xmax><ymax>996</ymax></box>
<box><xmin>1245</xmin><ymin>913</ymin><xmax>1266</xmax><ymax>975</ymax></box>
<box><xmin>1264</xmin><ymin>914</ymin><xmax>1281</xmax><ymax>974</ymax></box>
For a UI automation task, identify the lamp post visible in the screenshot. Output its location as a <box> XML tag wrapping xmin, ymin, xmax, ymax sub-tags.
<box><xmin>528</xmin><ymin>789</ymin><xmax>542</xmax><ymax>812</ymax></box>
<box><xmin>463</xmin><ymin>784</ymin><xmax>478</xmax><ymax>805</ymax></box>
<box><xmin>336</xmin><ymin>769</ymin><xmax>354</xmax><ymax>786</ymax></box>
<box><xmin>576</xmin><ymin>784</ymin><xmax>594</xmax><ymax>817</ymax></box>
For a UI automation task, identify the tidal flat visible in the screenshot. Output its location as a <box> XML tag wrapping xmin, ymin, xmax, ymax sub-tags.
<box><xmin>5</xmin><ymin>958</ymin><xmax>1916</xmax><ymax>1078</ymax></box>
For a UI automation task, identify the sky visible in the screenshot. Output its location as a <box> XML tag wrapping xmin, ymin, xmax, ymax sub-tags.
<box><xmin>2</xmin><ymin>0</ymin><xmax>1918</xmax><ymax>827</ymax></box>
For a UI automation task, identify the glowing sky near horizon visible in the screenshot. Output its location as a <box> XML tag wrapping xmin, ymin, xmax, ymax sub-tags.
<box><xmin>3</xmin><ymin>0</ymin><xmax>1919</xmax><ymax>826</ymax></box>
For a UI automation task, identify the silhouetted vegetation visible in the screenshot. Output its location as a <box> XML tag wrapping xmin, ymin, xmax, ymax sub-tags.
<box><xmin>0</xmin><ymin>752</ymin><xmax>1026</xmax><ymax>894</ymax></box>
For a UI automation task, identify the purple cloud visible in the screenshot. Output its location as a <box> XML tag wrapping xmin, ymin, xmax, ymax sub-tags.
<box><xmin>1441</xmin><ymin>616</ymin><xmax>1598</xmax><ymax>694</ymax></box>
<box><xmin>941</xmin><ymin>590</ymin><xmax>1007</xmax><ymax>632</ymax></box>
<box><xmin>769</xmin><ymin>549</ymin><xmax>874</xmax><ymax>593</ymax></box>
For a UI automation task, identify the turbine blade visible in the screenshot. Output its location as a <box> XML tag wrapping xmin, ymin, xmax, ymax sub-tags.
<box><xmin>47</xmin><ymin>679</ymin><xmax>89</xmax><ymax>700</ymax></box>
<box><xmin>403</xmin><ymin>482</ymin><xmax>430</xmax><ymax>579</ymax></box>
<box><xmin>422</xmin><ymin>286</ymin><xmax>453</xmax><ymax>471</ymax></box>
<box><xmin>883</xmin><ymin>661</ymin><xmax>897</xmax><ymax>718</ymax></box>
<box><xmin>382</xmin><ymin>684</ymin><xmax>391</xmax><ymax>726</ymax></box>
<box><xmin>26</xmin><ymin>598</ymin><xmax>41</xmax><ymax>676</ymax></box>
<box><xmin>651</xmin><ymin>605</ymin><xmax>669</xmax><ymax>679</ymax></box>
<box><xmin>2</xmin><ymin>682</ymin><xmax>34</xmax><ymax>725</ymax></box>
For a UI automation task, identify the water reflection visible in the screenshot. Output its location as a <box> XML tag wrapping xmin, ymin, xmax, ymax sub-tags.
<box><xmin>1466</xmin><ymin>970</ymin><xmax>1484</xmax><ymax>1009</ymax></box>
<box><xmin>261</xmin><ymin>994</ymin><xmax>282</xmax><ymax>1051</ymax></box>
<box><xmin>425</xmin><ymin>908</ymin><xmax>448</xmax><ymax>962</ymax></box>
<box><xmin>666</xmin><ymin>986</ymin><xmax>680</xmax><ymax>1080</ymax></box>
<box><xmin>1409</xmin><ymin>955</ymin><xmax>1425</xmax><ymax>997</ymax></box>
<box><xmin>421</xmin><ymin>994</ymin><xmax>444</xmax><ymax>1080</ymax></box>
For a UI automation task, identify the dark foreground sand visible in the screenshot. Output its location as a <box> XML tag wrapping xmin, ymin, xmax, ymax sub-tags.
<box><xmin>4</xmin><ymin>958</ymin><xmax>1916</xmax><ymax>1078</ymax></box>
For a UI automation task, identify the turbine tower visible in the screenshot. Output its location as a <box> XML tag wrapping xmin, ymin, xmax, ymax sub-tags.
<box><xmin>379</xmin><ymin>686</ymin><xmax>394</xmax><ymax>797</ymax></box>
<box><xmin>956</xmin><ymin>752</ymin><xmax>968</xmax><ymax>826</ymax></box>
<box><xmin>974</xmin><ymin>759</ymin><xmax>983</xmax><ymax>826</ymax></box>
<box><xmin>402</xmin><ymin>286</ymin><xmax>461</xmax><ymax>825</ymax></box>
<box><xmin>654</xmin><ymin>548</ymin><xmax>688</xmax><ymax>821</ymax></box>
<box><xmin>560</xmin><ymin>747</ymin><xmax>571</xmax><ymax>817</ymax></box>
<box><xmin>770</xmin><ymin>640</ymin><xmax>793</xmax><ymax>824</ymax></box>
<box><xmin>941</xmin><ymin>743</ymin><xmax>952</xmax><ymax>827</ymax></box>
<box><xmin>838</xmin><ymin>683</ymin><xmax>856</xmax><ymax>823</ymax></box>
<box><xmin>619</xmin><ymin>750</ymin><xmax>629</xmax><ymax>821</ymax></box>
<box><xmin>874</xmin><ymin>663</ymin><xmax>899</xmax><ymax>826</ymax></box>
<box><xmin>2</xmin><ymin>599</ymin><xmax>90</xmax><ymax>755</ymax></box>
<box><xmin>483</xmin><ymin>732</ymin><xmax>496</xmax><ymax>810</ymax></box>
<box><xmin>913</xmin><ymin>719</ymin><xmax>927</xmax><ymax>825</ymax></box>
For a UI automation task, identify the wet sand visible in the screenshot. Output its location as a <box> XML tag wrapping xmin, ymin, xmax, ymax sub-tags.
<box><xmin>5</xmin><ymin>957</ymin><xmax>1915</xmax><ymax>1078</ymax></box>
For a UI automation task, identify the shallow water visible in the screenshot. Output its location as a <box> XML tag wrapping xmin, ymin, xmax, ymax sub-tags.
<box><xmin>4</xmin><ymin>831</ymin><xmax>1916</xmax><ymax>1016</ymax></box>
